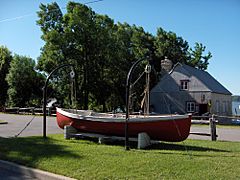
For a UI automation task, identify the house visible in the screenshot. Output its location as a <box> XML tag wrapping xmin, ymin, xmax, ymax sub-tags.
<box><xmin>150</xmin><ymin>57</ymin><xmax>232</xmax><ymax>116</ymax></box>
<box><xmin>232</xmin><ymin>95</ymin><xmax>240</xmax><ymax>116</ymax></box>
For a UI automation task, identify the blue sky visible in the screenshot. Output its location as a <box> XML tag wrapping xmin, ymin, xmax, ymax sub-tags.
<box><xmin>0</xmin><ymin>0</ymin><xmax>239</xmax><ymax>95</ymax></box>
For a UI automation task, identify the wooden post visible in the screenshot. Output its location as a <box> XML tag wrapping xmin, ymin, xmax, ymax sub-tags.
<box><xmin>31</xmin><ymin>107</ymin><xmax>35</xmax><ymax>115</ymax></box>
<box><xmin>16</xmin><ymin>107</ymin><xmax>19</xmax><ymax>114</ymax></box>
<box><xmin>209</xmin><ymin>114</ymin><xmax>217</xmax><ymax>141</ymax></box>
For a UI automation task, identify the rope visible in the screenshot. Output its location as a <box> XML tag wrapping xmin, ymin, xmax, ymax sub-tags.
<box><xmin>130</xmin><ymin>71</ymin><xmax>145</xmax><ymax>89</ymax></box>
<box><xmin>13</xmin><ymin>115</ymin><xmax>36</xmax><ymax>138</ymax></box>
<box><xmin>155</xmin><ymin>85</ymin><xmax>192</xmax><ymax>158</ymax></box>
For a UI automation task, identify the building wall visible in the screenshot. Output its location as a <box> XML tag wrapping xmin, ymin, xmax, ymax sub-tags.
<box><xmin>151</xmin><ymin>64</ymin><xmax>232</xmax><ymax>115</ymax></box>
<box><xmin>211</xmin><ymin>93</ymin><xmax>232</xmax><ymax>116</ymax></box>
<box><xmin>150</xmin><ymin>91</ymin><xmax>191</xmax><ymax>114</ymax></box>
<box><xmin>151</xmin><ymin>91</ymin><xmax>232</xmax><ymax>116</ymax></box>
<box><xmin>150</xmin><ymin>91</ymin><xmax>212</xmax><ymax>115</ymax></box>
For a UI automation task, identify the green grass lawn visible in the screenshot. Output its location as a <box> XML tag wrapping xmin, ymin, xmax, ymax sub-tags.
<box><xmin>0</xmin><ymin>135</ymin><xmax>239</xmax><ymax>180</ymax></box>
<box><xmin>192</xmin><ymin>124</ymin><xmax>240</xmax><ymax>129</ymax></box>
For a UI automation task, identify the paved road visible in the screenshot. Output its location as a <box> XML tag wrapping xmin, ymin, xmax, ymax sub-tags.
<box><xmin>0</xmin><ymin>113</ymin><xmax>62</xmax><ymax>138</ymax></box>
<box><xmin>190</xmin><ymin>126</ymin><xmax>240</xmax><ymax>142</ymax></box>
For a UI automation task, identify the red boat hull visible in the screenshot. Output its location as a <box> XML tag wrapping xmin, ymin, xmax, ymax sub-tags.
<box><xmin>56</xmin><ymin>109</ymin><xmax>191</xmax><ymax>142</ymax></box>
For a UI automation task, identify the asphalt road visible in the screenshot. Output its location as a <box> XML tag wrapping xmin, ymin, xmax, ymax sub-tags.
<box><xmin>189</xmin><ymin>125</ymin><xmax>240</xmax><ymax>142</ymax></box>
<box><xmin>0</xmin><ymin>113</ymin><xmax>62</xmax><ymax>138</ymax></box>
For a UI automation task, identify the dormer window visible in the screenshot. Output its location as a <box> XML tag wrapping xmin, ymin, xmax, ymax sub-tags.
<box><xmin>180</xmin><ymin>80</ymin><xmax>189</xmax><ymax>90</ymax></box>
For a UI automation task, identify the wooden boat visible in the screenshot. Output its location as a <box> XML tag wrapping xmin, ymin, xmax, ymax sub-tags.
<box><xmin>56</xmin><ymin>59</ymin><xmax>192</xmax><ymax>142</ymax></box>
<box><xmin>56</xmin><ymin>107</ymin><xmax>191</xmax><ymax>142</ymax></box>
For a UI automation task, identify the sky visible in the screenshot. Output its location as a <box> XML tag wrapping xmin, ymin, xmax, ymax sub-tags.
<box><xmin>0</xmin><ymin>0</ymin><xmax>239</xmax><ymax>95</ymax></box>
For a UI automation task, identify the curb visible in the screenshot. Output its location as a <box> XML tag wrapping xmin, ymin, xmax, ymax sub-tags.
<box><xmin>0</xmin><ymin>160</ymin><xmax>77</xmax><ymax>180</ymax></box>
<box><xmin>0</xmin><ymin>121</ymin><xmax>8</xmax><ymax>124</ymax></box>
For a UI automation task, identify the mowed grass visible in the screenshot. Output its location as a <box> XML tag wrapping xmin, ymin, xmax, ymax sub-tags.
<box><xmin>192</xmin><ymin>124</ymin><xmax>240</xmax><ymax>129</ymax></box>
<box><xmin>0</xmin><ymin>135</ymin><xmax>239</xmax><ymax>180</ymax></box>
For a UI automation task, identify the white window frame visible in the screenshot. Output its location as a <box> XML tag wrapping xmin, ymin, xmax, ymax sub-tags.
<box><xmin>187</xmin><ymin>102</ymin><xmax>195</xmax><ymax>112</ymax></box>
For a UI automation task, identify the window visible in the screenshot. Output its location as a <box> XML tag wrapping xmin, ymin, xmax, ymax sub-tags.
<box><xmin>187</xmin><ymin>102</ymin><xmax>195</xmax><ymax>112</ymax></box>
<box><xmin>180</xmin><ymin>80</ymin><xmax>189</xmax><ymax>90</ymax></box>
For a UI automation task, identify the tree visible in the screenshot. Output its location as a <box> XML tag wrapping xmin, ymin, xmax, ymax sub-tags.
<box><xmin>36</xmin><ymin>2</ymin><xmax>64</xmax><ymax>72</ymax></box>
<box><xmin>6</xmin><ymin>55</ymin><xmax>44</xmax><ymax>107</ymax></box>
<box><xmin>154</xmin><ymin>28</ymin><xmax>212</xmax><ymax>71</ymax></box>
<box><xmin>0</xmin><ymin>46</ymin><xmax>12</xmax><ymax>109</ymax></box>
<box><xmin>37</xmin><ymin>2</ymin><xmax>100</xmax><ymax>109</ymax></box>
<box><xmin>36</xmin><ymin>2</ymin><xmax>212</xmax><ymax>112</ymax></box>
<box><xmin>154</xmin><ymin>27</ymin><xmax>189</xmax><ymax>65</ymax></box>
<box><xmin>187</xmin><ymin>42</ymin><xmax>212</xmax><ymax>70</ymax></box>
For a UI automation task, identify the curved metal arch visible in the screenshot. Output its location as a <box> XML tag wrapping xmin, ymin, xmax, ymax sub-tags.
<box><xmin>125</xmin><ymin>57</ymin><xmax>149</xmax><ymax>150</ymax></box>
<box><xmin>43</xmin><ymin>64</ymin><xmax>75</xmax><ymax>138</ymax></box>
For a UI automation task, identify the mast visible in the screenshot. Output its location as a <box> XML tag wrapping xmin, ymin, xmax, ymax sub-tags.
<box><xmin>144</xmin><ymin>63</ymin><xmax>151</xmax><ymax>115</ymax></box>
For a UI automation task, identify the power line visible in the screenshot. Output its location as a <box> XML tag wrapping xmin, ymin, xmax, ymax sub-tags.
<box><xmin>0</xmin><ymin>13</ymin><xmax>33</xmax><ymax>23</ymax></box>
<box><xmin>0</xmin><ymin>0</ymin><xmax>104</xmax><ymax>23</ymax></box>
<box><xmin>84</xmin><ymin>0</ymin><xmax>103</xmax><ymax>5</ymax></box>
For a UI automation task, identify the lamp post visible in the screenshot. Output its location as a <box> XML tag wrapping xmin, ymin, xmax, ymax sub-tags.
<box><xmin>43</xmin><ymin>64</ymin><xmax>75</xmax><ymax>139</ymax></box>
<box><xmin>125</xmin><ymin>58</ymin><xmax>147</xmax><ymax>150</ymax></box>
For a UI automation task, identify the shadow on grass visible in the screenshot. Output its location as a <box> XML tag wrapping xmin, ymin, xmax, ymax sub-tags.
<box><xmin>0</xmin><ymin>136</ymin><xmax>81</xmax><ymax>167</ymax></box>
<box><xmin>147</xmin><ymin>142</ymin><xmax>230</xmax><ymax>152</ymax></box>
<box><xmin>94</xmin><ymin>138</ymin><xmax>230</xmax><ymax>153</ymax></box>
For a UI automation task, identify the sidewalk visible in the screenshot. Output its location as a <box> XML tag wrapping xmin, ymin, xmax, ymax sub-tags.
<box><xmin>0</xmin><ymin>160</ymin><xmax>76</xmax><ymax>180</ymax></box>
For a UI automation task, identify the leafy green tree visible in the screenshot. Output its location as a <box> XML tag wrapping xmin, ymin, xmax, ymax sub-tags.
<box><xmin>154</xmin><ymin>28</ymin><xmax>212</xmax><ymax>71</ymax></box>
<box><xmin>36</xmin><ymin>2</ymin><xmax>212</xmax><ymax>112</ymax></box>
<box><xmin>6</xmin><ymin>55</ymin><xmax>44</xmax><ymax>107</ymax></box>
<box><xmin>37</xmin><ymin>2</ymin><xmax>100</xmax><ymax>109</ymax></box>
<box><xmin>0</xmin><ymin>46</ymin><xmax>12</xmax><ymax>109</ymax></box>
<box><xmin>187</xmin><ymin>42</ymin><xmax>212</xmax><ymax>70</ymax></box>
<box><xmin>154</xmin><ymin>27</ymin><xmax>190</xmax><ymax>65</ymax></box>
<box><xmin>36</xmin><ymin>2</ymin><xmax>64</xmax><ymax>72</ymax></box>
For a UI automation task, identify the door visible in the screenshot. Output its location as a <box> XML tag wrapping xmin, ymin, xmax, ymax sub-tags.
<box><xmin>199</xmin><ymin>104</ymin><xmax>208</xmax><ymax>115</ymax></box>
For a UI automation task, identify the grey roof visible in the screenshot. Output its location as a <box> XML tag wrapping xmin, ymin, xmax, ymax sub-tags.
<box><xmin>171</xmin><ymin>63</ymin><xmax>232</xmax><ymax>95</ymax></box>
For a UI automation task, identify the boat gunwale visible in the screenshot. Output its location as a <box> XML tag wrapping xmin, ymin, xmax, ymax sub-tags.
<box><xmin>56</xmin><ymin>108</ymin><xmax>191</xmax><ymax>123</ymax></box>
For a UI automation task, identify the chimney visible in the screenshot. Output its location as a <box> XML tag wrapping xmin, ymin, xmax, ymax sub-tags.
<box><xmin>161</xmin><ymin>56</ymin><xmax>173</xmax><ymax>73</ymax></box>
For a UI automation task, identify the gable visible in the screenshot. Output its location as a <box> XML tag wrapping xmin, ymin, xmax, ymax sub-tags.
<box><xmin>172</xmin><ymin>64</ymin><xmax>210</xmax><ymax>92</ymax></box>
<box><xmin>151</xmin><ymin>63</ymin><xmax>232</xmax><ymax>95</ymax></box>
<box><xmin>181</xmin><ymin>64</ymin><xmax>232</xmax><ymax>95</ymax></box>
